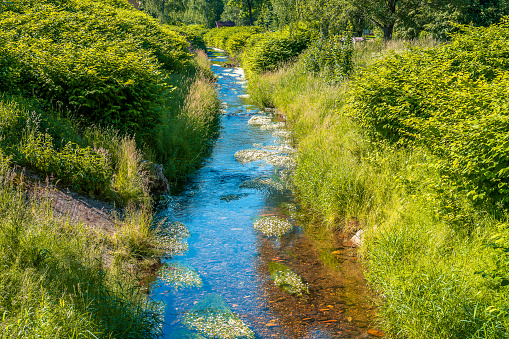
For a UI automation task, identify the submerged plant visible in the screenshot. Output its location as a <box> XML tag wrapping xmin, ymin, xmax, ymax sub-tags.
<box><xmin>183</xmin><ymin>294</ymin><xmax>254</xmax><ymax>339</ymax></box>
<box><xmin>268</xmin><ymin>262</ymin><xmax>309</xmax><ymax>296</ymax></box>
<box><xmin>159</xmin><ymin>262</ymin><xmax>202</xmax><ymax>290</ymax></box>
<box><xmin>253</xmin><ymin>216</ymin><xmax>293</xmax><ymax>238</ymax></box>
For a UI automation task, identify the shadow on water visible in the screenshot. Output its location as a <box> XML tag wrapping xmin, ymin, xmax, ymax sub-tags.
<box><xmin>152</xmin><ymin>49</ymin><xmax>379</xmax><ymax>339</ymax></box>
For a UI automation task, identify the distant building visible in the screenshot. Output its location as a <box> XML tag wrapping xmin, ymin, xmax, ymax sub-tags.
<box><xmin>127</xmin><ymin>0</ymin><xmax>140</xmax><ymax>9</ymax></box>
<box><xmin>215</xmin><ymin>21</ymin><xmax>236</xmax><ymax>29</ymax></box>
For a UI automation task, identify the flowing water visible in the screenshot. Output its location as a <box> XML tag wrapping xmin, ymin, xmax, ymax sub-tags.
<box><xmin>153</xmin><ymin>50</ymin><xmax>377</xmax><ymax>339</ymax></box>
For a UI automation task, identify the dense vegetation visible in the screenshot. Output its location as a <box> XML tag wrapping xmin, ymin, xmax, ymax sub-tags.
<box><xmin>0</xmin><ymin>0</ymin><xmax>219</xmax><ymax>337</ymax></box>
<box><xmin>141</xmin><ymin>0</ymin><xmax>509</xmax><ymax>40</ymax></box>
<box><xmin>202</xmin><ymin>19</ymin><xmax>509</xmax><ymax>338</ymax></box>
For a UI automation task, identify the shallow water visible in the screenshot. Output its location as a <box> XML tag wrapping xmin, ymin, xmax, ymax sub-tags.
<box><xmin>153</xmin><ymin>50</ymin><xmax>376</xmax><ymax>339</ymax></box>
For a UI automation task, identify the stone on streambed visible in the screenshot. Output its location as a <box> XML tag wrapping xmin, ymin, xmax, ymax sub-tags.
<box><xmin>239</xmin><ymin>178</ymin><xmax>284</xmax><ymax>192</ymax></box>
<box><xmin>183</xmin><ymin>293</ymin><xmax>254</xmax><ymax>339</ymax></box>
<box><xmin>254</xmin><ymin>216</ymin><xmax>293</xmax><ymax>238</ymax></box>
<box><xmin>160</xmin><ymin>261</ymin><xmax>203</xmax><ymax>290</ymax></box>
<box><xmin>234</xmin><ymin>149</ymin><xmax>274</xmax><ymax>165</ymax></box>
<box><xmin>268</xmin><ymin>262</ymin><xmax>310</xmax><ymax>297</ymax></box>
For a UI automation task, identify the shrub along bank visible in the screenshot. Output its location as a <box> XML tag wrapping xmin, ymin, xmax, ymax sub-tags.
<box><xmin>0</xmin><ymin>0</ymin><xmax>219</xmax><ymax>337</ymax></box>
<box><xmin>203</xmin><ymin>24</ymin><xmax>314</xmax><ymax>74</ymax></box>
<box><xmin>213</xmin><ymin>22</ymin><xmax>509</xmax><ymax>338</ymax></box>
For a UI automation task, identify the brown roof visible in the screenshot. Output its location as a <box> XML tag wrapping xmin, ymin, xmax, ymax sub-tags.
<box><xmin>127</xmin><ymin>0</ymin><xmax>140</xmax><ymax>9</ymax></box>
<box><xmin>216</xmin><ymin>21</ymin><xmax>236</xmax><ymax>28</ymax></box>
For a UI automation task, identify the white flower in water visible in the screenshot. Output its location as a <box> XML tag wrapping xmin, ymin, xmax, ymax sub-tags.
<box><xmin>272</xmin><ymin>270</ymin><xmax>310</xmax><ymax>296</ymax></box>
<box><xmin>260</xmin><ymin>122</ymin><xmax>285</xmax><ymax>131</ymax></box>
<box><xmin>234</xmin><ymin>149</ymin><xmax>274</xmax><ymax>164</ymax></box>
<box><xmin>254</xmin><ymin>216</ymin><xmax>293</xmax><ymax>238</ymax></box>
<box><xmin>248</xmin><ymin>115</ymin><xmax>272</xmax><ymax>125</ymax></box>
<box><xmin>154</xmin><ymin>222</ymin><xmax>190</xmax><ymax>256</ymax></box>
<box><xmin>265</xmin><ymin>155</ymin><xmax>296</xmax><ymax>169</ymax></box>
<box><xmin>184</xmin><ymin>310</ymin><xmax>254</xmax><ymax>339</ymax></box>
<box><xmin>273</xmin><ymin>129</ymin><xmax>292</xmax><ymax>139</ymax></box>
<box><xmin>160</xmin><ymin>262</ymin><xmax>202</xmax><ymax>290</ymax></box>
<box><xmin>239</xmin><ymin>178</ymin><xmax>284</xmax><ymax>191</ymax></box>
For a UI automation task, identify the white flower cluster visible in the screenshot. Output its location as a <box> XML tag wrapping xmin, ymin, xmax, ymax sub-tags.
<box><xmin>273</xmin><ymin>129</ymin><xmax>292</xmax><ymax>139</ymax></box>
<box><xmin>260</xmin><ymin>122</ymin><xmax>285</xmax><ymax>131</ymax></box>
<box><xmin>265</xmin><ymin>154</ymin><xmax>296</xmax><ymax>169</ymax></box>
<box><xmin>247</xmin><ymin>115</ymin><xmax>272</xmax><ymax>125</ymax></box>
<box><xmin>234</xmin><ymin>149</ymin><xmax>273</xmax><ymax>165</ymax></box>
<box><xmin>159</xmin><ymin>262</ymin><xmax>203</xmax><ymax>290</ymax></box>
<box><xmin>183</xmin><ymin>310</ymin><xmax>254</xmax><ymax>339</ymax></box>
<box><xmin>253</xmin><ymin>216</ymin><xmax>293</xmax><ymax>238</ymax></box>
<box><xmin>154</xmin><ymin>222</ymin><xmax>191</xmax><ymax>257</ymax></box>
<box><xmin>239</xmin><ymin>178</ymin><xmax>284</xmax><ymax>192</ymax></box>
<box><xmin>272</xmin><ymin>270</ymin><xmax>310</xmax><ymax>296</ymax></box>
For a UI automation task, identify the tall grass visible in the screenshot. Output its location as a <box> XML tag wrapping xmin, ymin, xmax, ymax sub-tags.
<box><xmin>154</xmin><ymin>51</ymin><xmax>220</xmax><ymax>182</ymax></box>
<box><xmin>246</xmin><ymin>39</ymin><xmax>509</xmax><ymax>338</ymax></box>
<box><xmin>0</xmin><ymin>156</ymin><xmax>163</xmax><ymax>338</ymax></box>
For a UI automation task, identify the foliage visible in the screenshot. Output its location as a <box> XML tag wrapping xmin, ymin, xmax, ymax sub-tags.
<box><xmin>140</xmin><ymin>0</ymin><xmax>224</xmax><ymax>27</ymax></box>
<box><xmin>19</xmin><ymin>132</ymin><xmax>112</xmax><ymax>196</ymax></box>
<box><xmin>301</xmin><ymin>35</ymin><xmax>354</xmax><ymax>82</ymax></box>
<box><xmin>0</xmin><ymin>173</ymin><xmax>163</xmax><ymax>338</ymax></box>
<box><xmin>242</xmin><ymin>24</ymin><xmax>314</xmax><ymax>74</ymax></box>
<box><xmin>0</xmin><ymin>0</ymin><xmax>190</xmax><ymax>137</ymax></box>
<box><xmin>350</xmin><ymin>20</ymin><xmax>509</xmax><ymax>209</ymax></box>
<box><xmin>246</xmin><ymin>23</ymin><xmax>509</xmax><ymax>336</ymax></box>
<box><xmin>153</xmin><ymin>55</ymin><xmax>220</xmax><ymax>182</ymax></box>
<box><xmin>203</xmin><ymin>26</ymin><xmax>262</xmax><ymax>56</ymax></box>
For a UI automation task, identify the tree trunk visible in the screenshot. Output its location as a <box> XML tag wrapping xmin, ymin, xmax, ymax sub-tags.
<box><xmin>247</xmin><ymin>0</ymin><xmax>253</xmax><ymax>25</ymax></box>
<box><xmin>383</xmin><ymin>24</ymin><xmax>394</xmax><ymax>41</ymax></box>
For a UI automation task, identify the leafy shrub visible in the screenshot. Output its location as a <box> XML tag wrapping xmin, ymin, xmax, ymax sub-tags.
<box><xmin>0</xmin><ymin>0</ymin><xmax>190</xmax><ymax>136</ymax></box>
<box><xmin>301</xmin><ymin>35</ymin><xmax>354</xmax><ymax>82</ymax></box>
<box><xmin>203</xmin><ymin>26</ymin><xmax>262</xmax><ymax>59</ymax></box>
<box><xmin>351</xmin><ymin>20</ymin><xmax>509</xmax><ymax>209</ymax></box>
<box><xmin>19</xmin><ymin>132</ymin><xmax>112</xmax><ymax>195</ymax></box>
<box><xmin>242</xmin><ymin>25</ymin><xmax>314</xmax><ymax>74</ymax></box>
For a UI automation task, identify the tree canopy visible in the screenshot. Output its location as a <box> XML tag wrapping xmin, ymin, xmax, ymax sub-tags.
<box><xmin>139</xmin><ymin>0</ymin><xmax>509</xmax><ymax>39</ymax></box>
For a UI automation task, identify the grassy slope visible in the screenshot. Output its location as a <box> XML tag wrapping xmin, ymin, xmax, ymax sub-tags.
<box><xmin>245</xmin><ymin>36</ymin><xmax>509</xmax><ymax>338</ymax></box>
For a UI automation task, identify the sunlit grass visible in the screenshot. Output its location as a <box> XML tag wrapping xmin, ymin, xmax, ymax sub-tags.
<box><xmin>246</xmin><ymin>39</ymin><xmax>509</xmax><ymax>337</ymax></box>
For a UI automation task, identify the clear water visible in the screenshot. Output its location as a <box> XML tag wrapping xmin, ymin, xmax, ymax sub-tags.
<box><xmin>153</xmin><ymin>50</ymin><xmax>374</xmax><ymax>339</ymax></box>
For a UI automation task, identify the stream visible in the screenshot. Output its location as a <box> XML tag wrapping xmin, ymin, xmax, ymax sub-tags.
<box><xmin>152</xmin><ymin>50</ymin><xmax>376</xmax><ymax>339</ymax></box>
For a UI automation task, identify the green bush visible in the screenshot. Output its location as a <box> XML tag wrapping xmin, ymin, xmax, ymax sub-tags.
<box><xmin>203</xmin><ymin>26</ymin><xmax>262</xmax><ymax>55</ymax></box>
<box><xmin>19</xmin><ymin>132</ymin><xmax>112</xmax><ymax>195</ymax></box>
<box><xmin>301</xmin><ymin>35</ymin><xmax>354</xmax><ymax>83</ymax></box>
<box><xmin>242</xmin><ymin>25</ymin><xmax>314</xmax><ymax>74</ymax></box>
<box><xmin>0</xmin><ymin>0</ymin><xmax>191</xmax><ymax>136</ymax></box>
<box><xmin>351</xmin><ymin>20</ymin><xmax>509</xmax><ymax>209</ymax></box>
